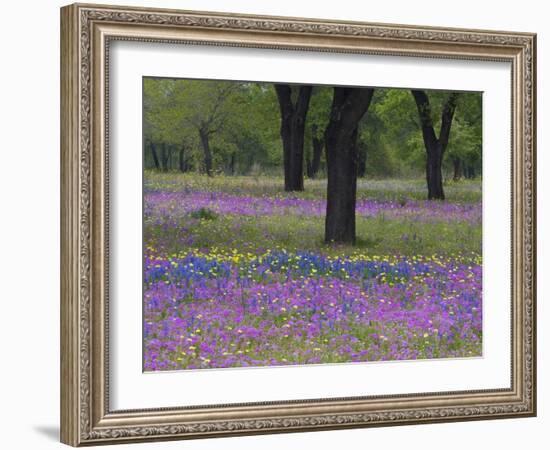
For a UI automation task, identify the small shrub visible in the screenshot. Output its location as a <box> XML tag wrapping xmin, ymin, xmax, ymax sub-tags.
<box><xmin>189</xmin><ymin>208</ymin><xmax>218</xmax><ymax>221</ymax></box>
<box><xmin>397</xmin><ymin>195</ymin><xmax>408</xmax><ymax>207</ymax></box>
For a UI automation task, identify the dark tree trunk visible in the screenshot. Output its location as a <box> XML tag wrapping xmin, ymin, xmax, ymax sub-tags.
<box><xmin>305</xmin><ymin>141</ymin><xmax>313</xmax><ymax>178</ymax></box>
<box><xmin>452</xmin><ymin>157</ymin><xmax>462</xmax><ymax>181</ymax></box>
<box><xmin>306</xmin><ymin>156</ymin><xmax>313</xmax><ymax>179</ymax></box>
<box><xmin>306</xmin><ymin>137</ymin><xmax>323</xmax><ymax>179</ymax></box>
<box><xmin>159</xmin><ymin>143</ymin><xmax>169</xmax><ymax>172</ymax></box>
<box><xmin>357</xmin><ymin>140</ymin><xmax>367</xmax><ymax>178</ymax></box>
<box><xmin>309</xmin><ymin>125</ymin><xmax>324</xmax><ymax>179</ymax></box>
<box><xmin>425</xmin><ymin>143</ymin><xmax>444</xmax><ymax>199</ymax></box>
<box><xmin>178</xmin><ymin>146</ymin><xmax>187</xmax><ymax>173</ymax></box>
<box><xmin>167</xmin><ymin>145</ymin><xmax>173</xmax><ymax>170</ymax></box>
<box><xmin>275</xmin><ymin>84</ymin><xmax>312</xmax><ymax>191</ymax></box>
<box><xmin>325</xmin><ymin>87</ymin><xmax>375</xmax><ymax>245</ymax></box>
<box><xmin>229</xmin><ymin>152</ymin><xmax>236</xmax><ymax>175</ymax></box>
<box><xmin>150</xmin><ymin>142</ymin><xmax>160</xmax><ymax>170</ymax></box>
<box><xmin>411</xmin><ymin>90</ymin><xmax>460</xmax><ymax>200</ymax></box>
<box><xmin>325</xmin><ymin>126</ymin><xmax>359</xmax><ymax>244</ymax></box>
<box><xmin>199</xmin><ymin>128</ymin><xmax>213</xmax><ymax>177</ymax></box>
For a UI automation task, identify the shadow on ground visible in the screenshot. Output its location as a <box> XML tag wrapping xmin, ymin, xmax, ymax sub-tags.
<box><xmin>33</xmin><ymin>425</ymin><xmax>59</xmax><ymax>441</ymax></box>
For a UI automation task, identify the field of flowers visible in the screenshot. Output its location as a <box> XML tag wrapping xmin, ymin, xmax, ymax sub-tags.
<box><xmin>143</xmin><ymin>173</ymin><xmax>482</xmax><ymax>371</ymax></box>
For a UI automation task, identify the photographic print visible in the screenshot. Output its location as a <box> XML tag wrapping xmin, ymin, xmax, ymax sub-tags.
<box><xmin>142</xmin><ymin>78</ymin><xmax>483</xmax><ymax>372</ymax></box>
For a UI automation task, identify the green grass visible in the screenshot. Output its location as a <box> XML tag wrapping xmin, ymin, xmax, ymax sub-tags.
<box><xmin>144</xmin><ymin>172</ymin><xmax>481</xmax><ymax>257</ymax></box>
<box><xmin>146</xmin><ymin>213</ymin><xmax>481</xmax><ymax>257</ymax></box>
<box><xmin>144</xmin><ymin>171</ymin><xmax>482</xmax><ymax>204</ymax></box>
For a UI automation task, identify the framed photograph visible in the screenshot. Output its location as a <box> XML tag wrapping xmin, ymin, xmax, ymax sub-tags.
<box><xmin>60</xmin><ymin>2</ymin><xmax>536</xmax><ymax>446</ymax></box>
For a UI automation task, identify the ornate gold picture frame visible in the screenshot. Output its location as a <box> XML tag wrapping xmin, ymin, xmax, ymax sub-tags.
<box><xmin>60</xmin><ymin>2</ymin><xmax>536</xmax><ymax>446</ymax></box>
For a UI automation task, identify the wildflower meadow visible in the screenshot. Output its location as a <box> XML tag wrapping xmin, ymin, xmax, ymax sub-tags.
<box><xmin>142</xmin><ymin>78</ymin><xmax>482</xmax><ymax>371</ymax></box>
<box><xmin>143</xmin><ymin>175</ymin><xmax>482</xmax><ymax>371</ymax></box>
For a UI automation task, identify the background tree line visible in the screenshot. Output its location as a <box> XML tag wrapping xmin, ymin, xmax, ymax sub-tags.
<box><xmin>144</xmin><ymin>77</ymin><xmax>482</xmax><ymax>243</ymax></box>
<box><xmin>144</xmin><ymin>78</ymin><xmax>481</xmax><ymax>181</ymax></box>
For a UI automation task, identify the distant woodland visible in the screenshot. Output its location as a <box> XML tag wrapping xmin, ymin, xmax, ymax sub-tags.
<box><xmin>144</xmin><ymin>78</ymin><xmax>482</xmax><ymax>243</ymax></box>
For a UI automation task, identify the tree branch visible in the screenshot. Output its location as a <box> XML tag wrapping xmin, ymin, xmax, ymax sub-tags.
<box><xmin>295</xmin><ymin>86</ymin><xmax>313</xmax><ymax>118</ymax></box>
<box><xmin>329</xmin><ymin>87</ymin><xmax>374</xmax><ymax>135</ymax></box>
<box><xmin>274</xmin><ymin>84</ymin><xmax>293</xmax><ymax>118</ymax></box>
<box><xmin>411</xmin><ymin>89</ymin><xmax>438</xmax><ymax>151</ymax></box>
<box><xmin>439</xmin><ymin>92</ymin><xmax>460</xmax><ymax>151</ymax></box>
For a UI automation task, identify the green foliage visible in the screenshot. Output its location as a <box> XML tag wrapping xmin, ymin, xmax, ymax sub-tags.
<box><xmin>446</xmin><ymin>119</ymin><xmax>480</xmax><ymax>164</ymax></box>
<box><xmin>364</xmin><ymin>89</ymin><xmax>482</xmax><ymax>179</ymax></box>
<box><xmin>446</xmin><ymin>93</ymin><xmax>482</xmax><ymax>177</ymax></box>
<box><xmin>144</xmin><ymin>78</ymin><xmax>284</xmax><ymax>174</ymax></box>
<box><xmin>364</xmin><ymin>89</ymin><xmax>422</xmax><ymax>177</ymax></box>
<box><xmin>143</xmin><ymin>78</ymin><xmax>482</xmax><ymax>180</ymax></box>
<box><xmin>306</xmin><ymin>86</ymin><xmax>333</xmax><ymax>143</ymax></box>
